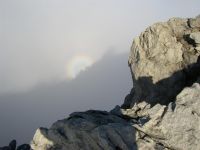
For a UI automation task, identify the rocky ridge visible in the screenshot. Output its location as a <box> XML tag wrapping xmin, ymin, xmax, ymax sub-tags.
<box><xmin>0</xmin><ymin>140</ymin><xmax>30</xmax><ymax>150</ymax></box>
<box><xmin>31</xmin><ymin>16</ymin><xmax>200</xmax><ymax>150</ymax></box>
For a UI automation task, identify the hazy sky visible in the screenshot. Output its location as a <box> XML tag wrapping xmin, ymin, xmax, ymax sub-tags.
<box><xmin>0</xmin><ymin>0</ymin><xmax>200</xmax><ymax>94</ymax></box>
<box><xmin>0</xmin><ymin>52</ymin><xmax>132</xmax><ymax>145</ymax></box>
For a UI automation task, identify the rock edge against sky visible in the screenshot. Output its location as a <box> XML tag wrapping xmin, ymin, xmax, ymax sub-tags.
<box><xmin>15</xmin><ymin>15</ymin><xmax>200</xmax><ymax>150</ymax></box>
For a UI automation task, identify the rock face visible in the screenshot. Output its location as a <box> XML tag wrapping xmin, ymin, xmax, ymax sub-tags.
<box><xmin>127</xmin><ymin>81</ymin><xmax>200</xmax><ymax>150</ymax></box>
<box><xmin>31</xmin><ymin>15</ymin><xmax>200</xmax><ymax>150</ymax></box>
<box><xmin>124</xmin><ymin>16</ymin><xmax>200</xmax><ymax>107</ymax></box>
<box><xmin>31</xmin><ymin>111</ymin><xmax>137</xmax><ymax>150</ymax></box>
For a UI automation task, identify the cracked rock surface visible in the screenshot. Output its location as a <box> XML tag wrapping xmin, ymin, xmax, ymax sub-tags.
<box><xmin>31</xmin><ymin>16</ymin><xmax>200</xmax><ymax>150</ymax></box>
<box><xmin>31</xmin><ymin>111</ymin><xmax>137</xmax><ymax>150</ymax></box>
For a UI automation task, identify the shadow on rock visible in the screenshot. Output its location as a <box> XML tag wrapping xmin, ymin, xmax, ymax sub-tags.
<box><xmin>123</xmin><ymin>56</ymin><xmax>200</xmax><ymax>108</ymax></box>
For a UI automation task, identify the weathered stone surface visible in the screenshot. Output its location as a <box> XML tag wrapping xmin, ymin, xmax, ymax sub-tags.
<box><xmin>31</xmin><ymin>110</ymin><xmax>137</xmax><ymax>150</ymax></box>
<box><xmin>125</xmin><ymin>16</ymin><xmax>200</xmax><ymax>107</ymax></box>
<box><xmin>112</xmin><ymin>16</ymin><xmax>200</xmax><ymax>150</ymax></box>
<box><xmin>190</xmin><ymin>32</ymin><xmax>200</xmax><ymax>44</ymax></box>
<box><xmin>133</xmin><ymin>82</ymin><xmax>200</xmax><ymax>150</ymax></box>
<box><xmin>188</xmin><ymin>15</ymin><xmax>200</xmax><ymax>28</ymax></box>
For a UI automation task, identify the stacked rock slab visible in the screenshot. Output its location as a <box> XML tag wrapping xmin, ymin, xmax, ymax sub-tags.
<box><xmin>31</xmin><ymin>16</ymin><xmax>200</xmax><ymax>150</ymax></box>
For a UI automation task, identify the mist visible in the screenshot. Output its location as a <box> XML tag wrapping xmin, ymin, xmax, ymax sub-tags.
<box><xmin>0</xmin><ymin>0</ymin><xmax>200</xmax><ymax>94</ymax></box>
<box><xmin>0</xmin><ymin>0</ymin><xmax>200</xmax><ymax>146</ymax></box>
<box><xmin>0</xmin><ymin>52</ymin><xmax>132</xmax><ymax>145</ymax></box>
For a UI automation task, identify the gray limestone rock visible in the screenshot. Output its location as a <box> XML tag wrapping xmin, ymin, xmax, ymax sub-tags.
<box><xmin>31</xmin><ymin>110</ymin><xmax>137</xmax><ymax>150</ymax></box>
<box><xmin>125</xmin><ymin>17</ymin><xmax>200</xmax><ymax>107</ymax></box>
<box><xmin>188</xmin><ymin>15</ymin><xmax>200</xmax><ymax>28</ymax></box>
<box><xmin>133</xmin><ymin>82</ymin><xmax>200</xmax><ymax>150</ymax></box>
<box><xmin>190</xmin><ymin>32</ymin><xmax>200</xmax><ymax>44</ymax></box>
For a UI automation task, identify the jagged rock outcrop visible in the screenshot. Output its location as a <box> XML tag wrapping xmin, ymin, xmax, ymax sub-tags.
<box><xmin>31</xmin><ymin>111</ymin><xmax>137</xmax><ymax>150</ymax></box>
<box><xmin>127</xmin><ymin>81</ymin><xmax>200</xmax><ymax>150</ymax></box>
<box><xmin>123</xmin><ymin>16</ymin><xmax>200</xmax><ymax>108</ymax></box>
<box><xmin>31</xmin><ymin>15</ymin><xmax>200</xmax><ymax>150</ymax></box>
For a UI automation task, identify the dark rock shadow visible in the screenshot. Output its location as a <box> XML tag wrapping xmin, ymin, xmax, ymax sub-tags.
<box><xmin>122</xmin><ymin>56</ymin><xmax>200</xmax><ymax>108</ymax></box>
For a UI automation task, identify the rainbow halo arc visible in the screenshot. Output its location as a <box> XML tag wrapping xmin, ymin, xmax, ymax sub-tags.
<box><xmin>67</xmin><ymin>54</ymin><xmax>94</xmax><ymax>79</ymax></box>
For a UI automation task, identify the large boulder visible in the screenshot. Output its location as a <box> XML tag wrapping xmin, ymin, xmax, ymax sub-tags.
<box><xmin>31</xmin><ymin>110</ymin><xmax>137</xmax><ymax>150</ymax></box>
<box><xmin>124</xmin><ymin>16</ymin><xmax>200</xmax><ymax>107</ymax></box>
